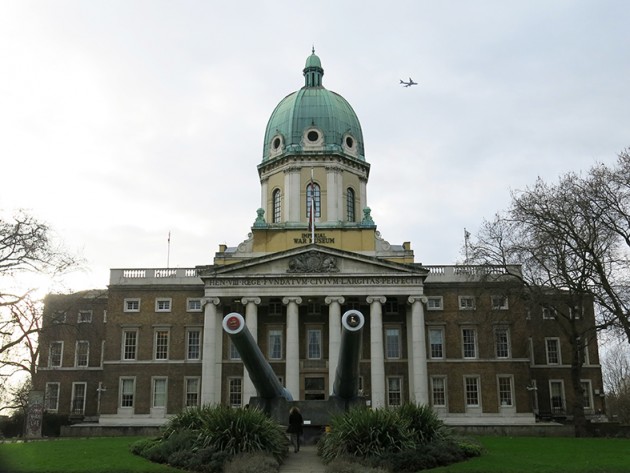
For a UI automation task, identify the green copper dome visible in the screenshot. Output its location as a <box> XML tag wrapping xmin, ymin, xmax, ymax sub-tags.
<box><xmin>262</xmin><ymin>51</ymin><xmax>365</xmax><ymax>162</ymax></box>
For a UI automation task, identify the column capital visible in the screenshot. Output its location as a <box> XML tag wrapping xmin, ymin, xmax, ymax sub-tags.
<box><xmin>408</xmin><ymin>295</ymin><xmax>428</xmax><ymax>305</ymax></box>
<box><xmin>202</xmin><ymin>297</ymin><xmax>221</xmax><ymax>307</ymax></box>
<box><xmin>325</xmin><ymin>296</ymin><xmax>345</xmax><ymax>305</ymax></box>
<box><xmin>241</xmin><ymin>297</ymin><xmax>261</xmax><ymax>306</ymax></box>
<box><xmin>282</xmin><ymin>296</ymin><xmax>303</xmax><ymax>305</ymax></box>
<box><xmin>366</xmin><ymin>296</ymin><xmax>386</xmax><ymax>305</ymax></box>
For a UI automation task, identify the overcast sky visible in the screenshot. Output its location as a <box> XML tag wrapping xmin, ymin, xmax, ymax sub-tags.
<box><xmin>1</xmin><ymin>0</ymin><xmax>629</xmax><ymax>293</ymax></box>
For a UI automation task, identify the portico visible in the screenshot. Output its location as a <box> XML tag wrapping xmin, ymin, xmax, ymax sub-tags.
<box><xmin>198</xmin><ymin>245</ymin><xmax>430</xmax><ymax>407</ymax></box>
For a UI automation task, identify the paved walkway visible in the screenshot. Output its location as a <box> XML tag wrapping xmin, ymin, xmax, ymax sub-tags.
<box><xmin>279</xmin><ymin>444</ymin><xmax>326</xmax><ymax>473</ymax></box>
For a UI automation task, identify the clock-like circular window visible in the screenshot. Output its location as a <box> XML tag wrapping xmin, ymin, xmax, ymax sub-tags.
<box><xmin>307</xmin><ymin>130</ymin><xmax>319</xmax><ymax>142</ymax></box>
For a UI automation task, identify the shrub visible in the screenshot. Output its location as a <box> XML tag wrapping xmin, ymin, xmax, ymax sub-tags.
<box><xmin>131</xmin><ymin>405</ymin><xmax>288</xmax><ymax>472</ymax></box>
<box><xmin>397</xmin><ymin>403</ymin><xmax>447</xmax><ymax>445</ymax></box>
<box><xmin>318</xmin><ymin>407</ymin><xmax>416</xmax><ymax>463</ymax></box>
<box><xmin>223</xmin><ymin>452</ymin><xmax>279</xmax><ymax>473</ymax></box>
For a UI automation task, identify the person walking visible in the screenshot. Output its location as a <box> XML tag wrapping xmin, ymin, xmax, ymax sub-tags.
<box><xmin>287</xmin><ymin>406</ymin><xmax>304</xmax><ymax>453</ymax></box>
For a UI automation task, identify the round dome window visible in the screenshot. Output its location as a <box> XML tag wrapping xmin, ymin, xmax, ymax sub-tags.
<box><xmin>272</xmin><ymin>137</ymin><xmax>281</xmax><ymax>150</ymax></box>
<box><xmin>345</xmin><ymin>136</ymin><xmax>354</xmax><ymax>148</ymax></box>
<box><xmin>307</xmin><ymin>130</ymin><xmax>319</xmax><ymax>142</ymax></box>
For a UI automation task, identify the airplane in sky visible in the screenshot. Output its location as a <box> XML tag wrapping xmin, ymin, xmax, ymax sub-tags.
<box><xmin>400</xmin><ymin>78</ymin><xmax>418</xmax><ymax>87</ymax></box>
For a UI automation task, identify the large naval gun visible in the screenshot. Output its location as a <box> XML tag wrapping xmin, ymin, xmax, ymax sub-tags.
<box><xmin>222</xmin><ymin>309</ymin><xmax>366</xmax><ymax>428</ymax></box>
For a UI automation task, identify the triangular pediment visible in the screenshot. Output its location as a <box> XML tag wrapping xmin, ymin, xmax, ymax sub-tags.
<box><xmin>197</xmin><ymin>245</ymin><xmax>428</xmax><ymax>279</ymax></box>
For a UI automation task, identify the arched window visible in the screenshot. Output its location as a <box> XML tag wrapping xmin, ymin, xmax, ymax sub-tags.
<box><xmin>272</xmin><ymin>189</ymin><xmax>281</xmax><ymax>223</ymax></box>
<box><xmin>306</xmin><ymin>183</ymin><xmax>321</xmax><ymax>219</ymax></box>
<box><xmin>346</xmin><ymin>188</ymin><xmax>355</xmax><ymax>222</ymax></box>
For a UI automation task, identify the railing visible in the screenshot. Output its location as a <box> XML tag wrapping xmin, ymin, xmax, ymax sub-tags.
<box><xmin>110</xmin><ymin>268</ymin><xmax>203</xmax><ymax>285</ymax></box>
<box><xmin>425</xmin><ymin>265</ymin><xmax>521</xmax><ymax>282</ymax></box>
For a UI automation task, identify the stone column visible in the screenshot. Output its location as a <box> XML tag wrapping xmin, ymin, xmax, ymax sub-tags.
<box><xmin>359</xmin><ymin>176</ymin><xmax>368</xmax><ymax>215</ymax></box>
<box><xmin>367</xmin><ymin>296</ymin><xmax>386</xmax><ymax>408</ymax></box>
<box><xmin>408</xmin><ymin>296</ymin><xmax>429</xmax><ymax>404</ymax></box>
<box><xmin>241</xmin><ymin>297</ymin><xmax>261</xmax><ymax>404</ymax></box>
<box><xmin>325</xmin><ymin>296</ymin><xmax>345</xmax><ymax>394</ymax></box>
<box><xmin>201</xmin><ymin>297</ymin><xmax>221</xmax><ymax>405</ymax></box>
<box><xmin>260</xmin><ymin>177</ymin><xmax>268</xmax><ymax>215</ymax></box>
<box><xmin>283</xmin><ymin>296</ymin><xmax>302</xmax><ymax>399</ymax></box>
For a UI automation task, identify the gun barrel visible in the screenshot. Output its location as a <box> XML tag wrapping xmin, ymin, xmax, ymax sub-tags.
<box><xmin>222</xmin><ymin>313</ymin><xmax>292</xmax><ymax>401</ymax></box>
<box><xmin>333</xmin><ymin>310</ymin><xmax>365</xmax><ymax>400</ymax></box>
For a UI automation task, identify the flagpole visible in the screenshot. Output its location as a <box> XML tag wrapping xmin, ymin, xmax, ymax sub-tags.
<box><xmin>167</xmin><ymin>231</ymin><xmax>171</xmax><ymax>268</ymax></box>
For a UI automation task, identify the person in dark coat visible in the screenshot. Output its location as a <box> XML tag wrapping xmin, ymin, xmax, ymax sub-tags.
<box><xmin>287</xmin><ymin>406</ymin><xmax>304</xmax><ymax>452</ymax></box>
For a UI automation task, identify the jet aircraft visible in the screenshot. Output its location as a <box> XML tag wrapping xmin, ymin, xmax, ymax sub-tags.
<box><xmin>400</xmin><ymin>78</ymin><xmax>418</xmax><ymax>87</ymax></box>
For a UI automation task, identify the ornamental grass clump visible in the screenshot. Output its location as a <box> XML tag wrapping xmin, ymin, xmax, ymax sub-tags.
<box><xmin>318</xmin><ymin>407</ymin><xmax>416</xmax><ymax>463</ymax></box>
<box><xmin>131</xmin><ymin>405</ymin><xmax>288</xmax><ymax>472</ymax></box>
<box><xmin>318</xmin><ymin>404</ymin><xmax>481</xmax><ymax>472</ymax></box>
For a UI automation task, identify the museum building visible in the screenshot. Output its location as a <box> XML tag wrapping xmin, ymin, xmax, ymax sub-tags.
<box><xmin>34</xmin><ymin>51</ymin><xmax>605</xmax><ymax>426</ymax></box>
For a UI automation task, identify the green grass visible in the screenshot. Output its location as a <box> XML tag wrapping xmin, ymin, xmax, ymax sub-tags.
<box><xmin>1</xmin><ymin>435</ymin><xmax>630</xmax><ymax>473</ymax></box>
<box><xmin>0</xmin><ymin>437</ymin><xmax>186</xmax><ymax>473</ymax></box>
<box><xmin>432</xmin><ymin>436</ymin><xmax>630</xmax><ymax>473</ymax></box>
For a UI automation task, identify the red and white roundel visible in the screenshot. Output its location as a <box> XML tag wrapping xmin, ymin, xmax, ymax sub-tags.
<box><xmin>222</xmin><ymin>312</ymin><xmax>245</xmax><ymax>334</ymax></box>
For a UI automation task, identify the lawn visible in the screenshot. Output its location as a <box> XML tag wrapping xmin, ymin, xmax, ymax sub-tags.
<box><xmin>433</xmin><ymin>436</ymin><xmax>630</xmax><ymax>473</ymax></box>
<box><xmin>1</xmin><ymin>435</ymin><xmax>630</xmax><ymax>473</ymax></box>
<box><xmin>0</xmin><ymin>437</ymin><xmax>186</xmax><ymax>473</ymax></box>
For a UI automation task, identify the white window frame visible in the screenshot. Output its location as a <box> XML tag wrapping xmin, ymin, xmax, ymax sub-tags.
<box><xmin>545</xmin><ymin>337</ymin><xmax>561</xmax><ymax>365</ymax></box>
<box><xmin>154</xmin><ymin>329</ymin><xmax>170</xmax><ymax>360</ymax></box>
<box><xmin>494</xmin><ymin>327</ymin><xmax>511</xmax><ymax>359</ymax></box>
<box><xmin>462</xmin><ymin>328</ymin><xmax>478</xmax><ymax>359</ymax></box>
<box><xmin>497</xmin><ymin>375</ymin><xmax>514</xmax><ymax>407</ymax></box>
<box><xmin>549</xmin><ymin>379</ymin><xmax>566</xmax><ymax>413</ymax></box>
<box><xmin>491</xmin><ymin>295</ymin><xmax>509</xmax><ymax>310</ymax></box>
<box><xmin>228</xmin><ymin>377</ymin><xmax>243</xmax><ymax>408</ymax></box>
<box><xmin>184</xmin><ymin>377</ymin><xmax>200</xmax><ymax>407</ymax></box>
<box><xmin>431</xmin><ymin>376</ymin><xmax>447</xmax><ymax>407</ymax></box>
<box><xmin>385</xmin><ymin>326</ymin><xmax>402</xmax><ymax>359</ymax></box>
<box><xmin>75</xmin><ymin>340</ymin><xmax>89</xmax><ymax>367</ymax></box>
<box><xmin>581</xmin><ymin>379</ymin><xmax>593</xmax><ymax>410</ymax></box>
<box><xmin>429</xmin><ymin>327</ymin><xmax>444</xmax><ymax>359</ymax></box>
<box><xmin>387</xmin><ymin>376</ymin><xmax>403</xmax><ymax>407</ymax></box>
<box><xmin>124</xmin><ymin>298</ymin><xmax>140</xmax><ymax>313</ymax></box>
<box><xmin>426</xmin><ymin>296</ymin><xmax>443</xmax><ymax>311</ymax></box>
<box><xmin>155</xmin><ymin>298</ymin><xmax>172</xmax><ymax>313</ymax></box>
<box><xmin>186</xmin><ymin>298</ymin><xmax>203</xmax><ymax>312</ymax></box>
<box><xmin>78</xmin><ymin>310</ymin><xmax>92</xmax><ymax>323</ymax></box>
<box><xmin>71</xmin><ymin>382</ymin><xmax>87</xmax><ymax>415</ymax></box>
<box><xmin>268</xmin><ymin>328</ymin><xmax>283</xmax><ymax>360</ymax></box>
<box><xmin>229</xmin><ymin>339</ymin><xmax>241</xmax><ymax>360</ymax></box>
<box><xmin>306</xmin><ymin>328</ymin><xmax>322</xmax><ymax>360</ymax></box>
<box><xmin>52</xmin><ymin>311</ymin><xmax>66</xmax><ymax>323</ymax></box>
<box><xmin>121</xmin><ymin>329</ymin><xmax>138</xmax><ymax>361</ymax></box>
<box><xmin>49</xmin><ymin>341</ymin><xmax>63</xmax><ymax>368</ymax></box>
<box><xmin>120</xmin><ymin>377</ymin><xmax>136</xmax><ymax>408</ymax></box>
<box><xmin>186</xmin><ymin>328</ymin><xmax>201</xmax><ymax>360</ymax></box>
<box><xmin>570</xmin><ymin>304</ymin><xmax>583</xmax><ymax>320</ymax></box>
<box><xmin>45</xmin><ymin>382</ymin><xmax>60</xmax><ymax>412</ymax></box>
<box><xmin>464</xmin><ymin>376</ymin><xmax>481</xmax><ymax>408</ymax></box>
<box><xmin>152</xmin><ymin>377</ymin><xmax>168</xmax><ymax>408</ymax></box>
<box><xmin>542</xmin><ymin>305</ymin><xmax>557</xmax><ymax>320</ymax></box>
<box><xmin>458</xmin><ymin>296</ymin><xmax>475</xmax><ymax>311</ymax></box>
<box><xmin>384</xmin><ymin>298</ymin><xmax>399</xmax><ymax>315</ymax></box>
<box><xmin>268</xmin><ymin>299</ymin><xmax>282</xmax><ymax>316</ymax></box>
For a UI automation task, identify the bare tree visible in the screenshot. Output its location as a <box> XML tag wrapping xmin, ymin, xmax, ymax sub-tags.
<box><xmin>468</xmin><ymin>170</ymin><xmax>613</xmax><ymax>436</ymax></box>
<box><xmin>0</xmin><ymin>211</ymin><xmax>79</xmax><ymax>410</ymax></box>
<box><xmin>601</xmin><ymin>340</ymin><xmax>630</xmax><ymax>423</ymax></box>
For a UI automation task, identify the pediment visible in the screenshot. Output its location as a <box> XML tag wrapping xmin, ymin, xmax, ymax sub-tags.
<box><xmin>198</xmin><ymin>245</ymin><xmax>427</xmax><ymax>279</ymax></box>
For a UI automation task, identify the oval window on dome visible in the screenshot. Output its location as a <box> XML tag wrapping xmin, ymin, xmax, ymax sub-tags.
<box><xmin>307</xmin><ymin>130</ymin><xmax>319</xmax><ymax>142</ymax></box>
<box><xmin>345</xmin><ymin>136</ymin><xmax>354</xmax><ymax>148</ymax></box>
<box><xmin>272</xmin><ymin>137</ymin><xmax>281</xmax><ymax>150</ymax></box>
